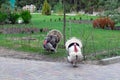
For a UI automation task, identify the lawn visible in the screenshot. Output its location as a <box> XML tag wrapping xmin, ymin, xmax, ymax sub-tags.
<box><xmin>0</xmin><ymin>13</ymin><xmax>120</xmax><ymax>60</ymax></box>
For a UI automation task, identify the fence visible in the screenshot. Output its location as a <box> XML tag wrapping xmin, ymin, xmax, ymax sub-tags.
<box><xmin>0</xmin><ymin>18</ymin><xmax>120</xmax><ymax>61</ymax></box>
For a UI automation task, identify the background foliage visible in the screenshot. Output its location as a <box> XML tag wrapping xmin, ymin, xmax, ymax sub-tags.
<box><xmin>14</xmin><ymin>0</ymin><xmax>120</xmax><ymax>13</ymax></box>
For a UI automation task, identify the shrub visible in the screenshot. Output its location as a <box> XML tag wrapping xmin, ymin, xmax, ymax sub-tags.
<box><xmin>0</xmin><ymin>12</ymin><xmax>7</xmax><ymax>24</ymax></box>
<box><xmin>42</xmin><ymin>0</ymin><xmax>51</xmax><ymax>15</ymax></box>
<box><xmin>21</xmin><ymin>10</ymin><xmax>32</xmax><ymax>24</ymax></box>
<box><xmin>93</xmin><ymin>17</ymin><xmax>115</xmax><ymax>30</ymax></box>
<box><xmin>8</xmin><ymin>12</ymin><xmax>20</xmax><ymax>24</ymax></box>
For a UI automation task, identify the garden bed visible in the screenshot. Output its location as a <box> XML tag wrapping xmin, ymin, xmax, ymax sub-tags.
<box><xmin>0</xmin><ymin>27</ymin><xmax>50</xmax><ymax>34</ymax></box>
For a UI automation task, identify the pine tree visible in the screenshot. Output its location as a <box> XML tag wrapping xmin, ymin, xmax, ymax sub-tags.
<box><xmin>42</xmin><ymin>0</ymin><xmax>51</xmax><ymax>15</ymax></box>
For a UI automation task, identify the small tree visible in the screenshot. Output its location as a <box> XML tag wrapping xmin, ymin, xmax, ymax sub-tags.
<box><xmin>42</xmin><ymin>0</ymin><xmax>51</xmax><ymax>15</ymax></box>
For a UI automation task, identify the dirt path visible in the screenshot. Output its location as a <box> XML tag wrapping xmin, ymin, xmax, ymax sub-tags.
<box><xmin>0</xmin><ymin>47</ymin><xmax>66</xmax><ymax>62</ymax></box>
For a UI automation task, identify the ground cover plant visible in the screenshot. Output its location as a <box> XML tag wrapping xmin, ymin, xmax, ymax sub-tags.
<box><xmin>0</xmin><ymin>13</ymin><xmax>120</xmax><ymax>60</ymax></box>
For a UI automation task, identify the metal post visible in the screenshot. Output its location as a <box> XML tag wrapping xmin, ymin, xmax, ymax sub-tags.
<box><xmin>63</xmin><ymin>0</ymin><xmax>66</xmax><ymax>46</ymax></box>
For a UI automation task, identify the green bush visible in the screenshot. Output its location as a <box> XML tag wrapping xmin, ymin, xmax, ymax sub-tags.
<box><xmin>42</xmin><ymin>0</ymin><xmax>51</xmax><ymax>15</ymax></box>
<box><xmin>21</xmin><ymin>10</ymin><xmax>32</xmax><ymax>24</ymax></box>
<box><xmin>8</xmin><ymin>12</ymin><xmax>20</xmax><ymax>24</ymax></box>
<box><xmin>0</xmin><ymin>12</ymin><xmax>7</xmax><ymax>24</ymax></box>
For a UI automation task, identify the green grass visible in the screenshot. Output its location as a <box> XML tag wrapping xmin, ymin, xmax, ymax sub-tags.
<box><xmin>0</xmin><ymin>14</ymin><xmax>120</xmax><ymax>60</ymax></box>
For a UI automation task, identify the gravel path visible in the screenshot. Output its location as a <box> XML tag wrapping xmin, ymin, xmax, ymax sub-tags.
<box><xmin>0</xmin><ymin>57</ymin><xmax>120</xmax><ymax>80</ymax></box>
<box><xmin>0</xmin><ymin>47</ymin><xmax>120</xmax><ymax>80</ymax></box>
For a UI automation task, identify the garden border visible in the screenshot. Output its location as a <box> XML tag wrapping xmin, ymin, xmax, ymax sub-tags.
<box><xmin>85</xmin><ymin>56</ymin><xmax>120</xmax><ymax>65</ymax></box>
<box><xmin>99</xmin><ymin>56</ymin><xmax>120</xmax><ymax>65</ymax></box>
